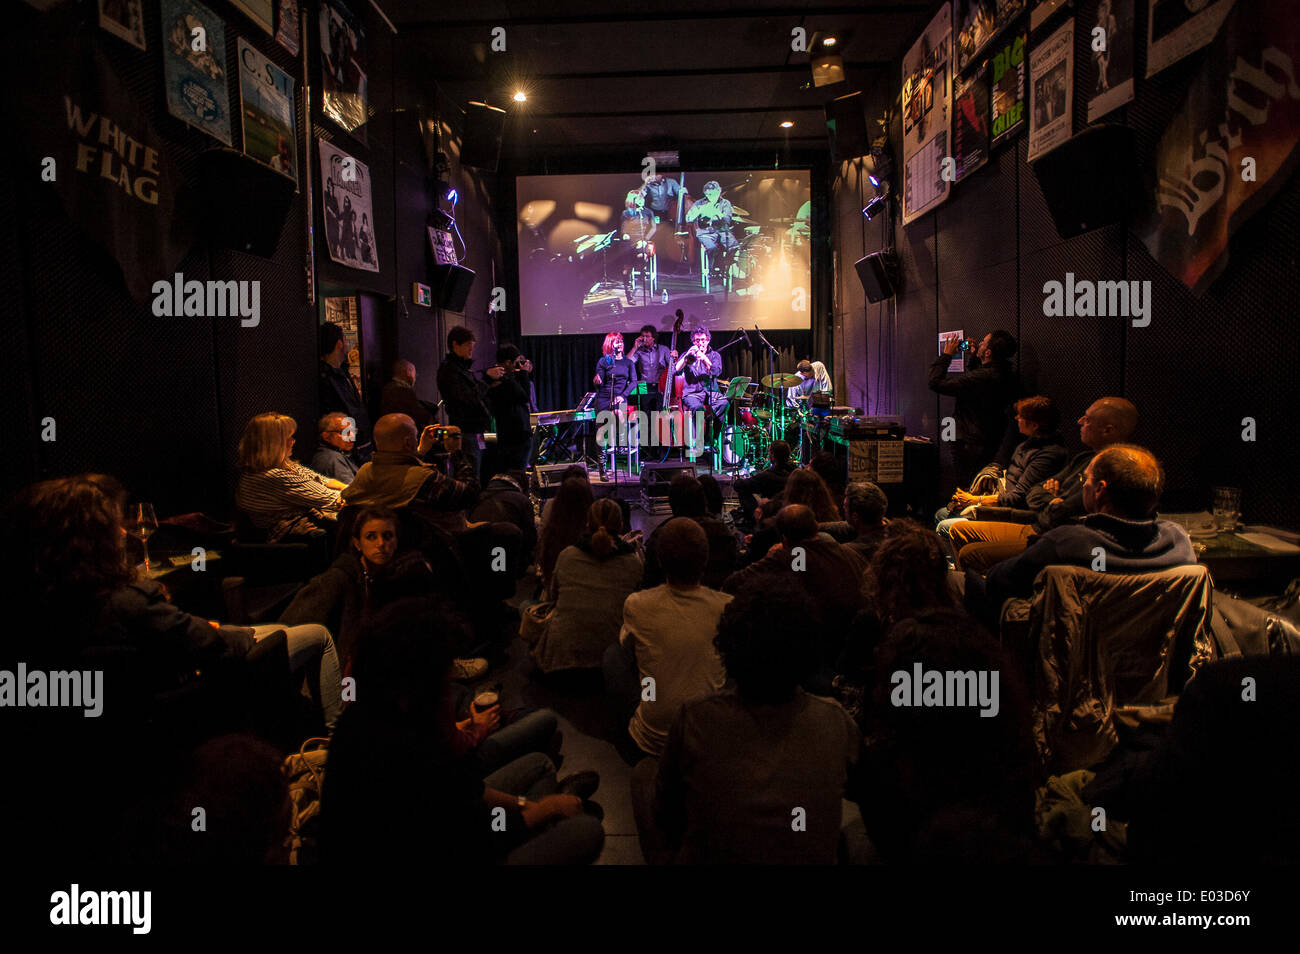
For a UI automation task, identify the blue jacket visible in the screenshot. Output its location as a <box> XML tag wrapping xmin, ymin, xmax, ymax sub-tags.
<box><xmin>997</xmin><ymin>433</ymin><xmax>1069</xmax><ymax>508</ymax></box>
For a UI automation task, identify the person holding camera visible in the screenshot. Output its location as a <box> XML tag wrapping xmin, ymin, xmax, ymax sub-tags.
<box><xmin>487</xmin><ymin>344</ymin><xmax>535</xmax><ymax>472</ymax></box>
<box><xmin>928</xmin><ymin>330</ymin><xmax>1019</xmax><ymax>486</ymax></box>
<box><xmin>437</xmin><ymin>326</ymin><xmax>505</xmax><ymax>481</ymax></box>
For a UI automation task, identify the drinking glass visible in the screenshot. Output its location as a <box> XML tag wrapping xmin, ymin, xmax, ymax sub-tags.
<box><xmin>128</xmin><ymin>503</ymin><xmax>159</xmax><ymax>571</ymax></box>
<box><xmin>1211</xmin><ymin>487</ymin><xmax>1242</xmax><ymax>532</ymax></box>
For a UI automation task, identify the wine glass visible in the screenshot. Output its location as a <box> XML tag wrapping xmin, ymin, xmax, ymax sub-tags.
<box><xmin>128</xmin><ymin>503</ymin><xmax>159</xmax><ymax>571</ymax></box>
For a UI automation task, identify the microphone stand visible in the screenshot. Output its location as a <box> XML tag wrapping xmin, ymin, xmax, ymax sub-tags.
<box><xmin>753</xmin><ymin>326</ymin><xmax>781</xmax><ymax>453</ymax></box>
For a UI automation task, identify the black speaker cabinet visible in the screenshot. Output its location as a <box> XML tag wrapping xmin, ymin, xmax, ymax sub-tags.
<box><xmin>1029</xmin><ymin>124</ymin><xmax>1139</xmax><ymax>239</ymax></box>
<box><xmin>854</xmin><ymin>250</ymin><xmax>898</xmax><ymax>303</ymax></box>
<box><xmin>433</xmin><ymin>263</ymin><xmax>475</xmax><ymax>312</ymax></box>
<box><xmin>196</xmin><ymin>148</ymin><xmax>295</xmax><ymax>258</ymax></box>
<box><xmin>825</xmin><ymin>91</ymin><xmax>871</xmax><ymax>162</ymax></box>
<box><xmin>461</xmin><ymin>101</ymin><xmax>506</xmax><ymax>171</ymax></box>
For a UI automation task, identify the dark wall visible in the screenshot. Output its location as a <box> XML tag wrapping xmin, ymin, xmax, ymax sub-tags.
<box><xmin>5</xmin><ymin>0</ymin><xmax>499</xmax><ymax>517</ymax></box>
<box><xmin>833</xmin><ymin>1</ymin><xmax>1300</xmax><ymax>528</ymax></box>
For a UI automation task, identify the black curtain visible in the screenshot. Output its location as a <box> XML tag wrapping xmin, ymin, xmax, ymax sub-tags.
<box><xmin>523</xmin><ymin>330</ymin><xmax>814</xmax><ymax>412</ymax></box>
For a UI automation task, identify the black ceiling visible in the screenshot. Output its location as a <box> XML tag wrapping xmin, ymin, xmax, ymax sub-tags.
<box><xmin>387</xmin><ymin>0</ymin><xmax>936</xmax><ymax>159</ymax></box>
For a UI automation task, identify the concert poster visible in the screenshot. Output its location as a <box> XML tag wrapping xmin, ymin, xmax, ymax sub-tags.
<box><xmin>319</xmin><ymin>139</ymin><xmax>378</xmax><ymax>272</ymax></box>
<box><xmin>237</xmin><ymin>38</ymin><xmax>298</xmax><ymax>185</ymax></box>
<box><xmin>319</xmin><ymin>0</ymin><xmax>368</xmax><ymax>143</ymax></box>
<box><xmin>954</xmin><ymin>0</ymin><xmax>1025</xmax><ymax>74</ymax></box>
<box><xmin>1086</xmin><ymin>0</ymin><xmax>1136</xmax><ymax>122</ymax></box>
<box><xmin>161</xmin><ymin>0</ymin><xmax>232</xmax><ymax>146</ymax></box>
<box><xmin>990</xmin><ymin>30</ymin><xmax>1026</xmax><ymax>147</ymax></box>
<box><xmin>901</xmin><ymin>2</ymin><xmax>952</xmax><ymax>225</ymax></box>
<box><xmin>1146</xmin><ymin>0</ymin><xmax>1236</xmax><ymax>79</ymax></box>
<box><xmin>322</xmin><ymin>296</ymin><xmax>364</xmax><ymax>402</ymax></box>
<box><xmin>98</xmin><ymin>0</ymin><xmax>147</xmax><ymax>50</ymax></box>
<box><xmin>953</xmin><ymin>67</ymin><xmax>990</xmax><ymax>181</ymax></box>
<box><xmin>230</xmin><ymin>0</ymin><xmax>273</xmax><ymax>35</ymax></box>
<box><xmin>1028</xmin><ymin>18</ymin><xmax>1073</xmax><ymax>161</ymax></box>
<box><xmin>275</xmin><ymin>0</ymin><xmax>301</xmax><ymax>56</ymax></box>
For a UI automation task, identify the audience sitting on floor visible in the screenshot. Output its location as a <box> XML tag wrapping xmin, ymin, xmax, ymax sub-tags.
<box><xmin>950</xmin><ymin>396</ymin><xmax>1138</xmax><ymax>572</ymax></box>
<box><xmin>641</xmin><ymin>473</ymin><xmax>738</xmax><ymax>591</ymax></box>
<box><xmin>528</xmin><ymin>498</ymin><xmax>644</xmax><ymax>674</ymax></box>
<box><xmin>732</xmin><ymin>440</ymin><xmax>796</xmax><ymax>529</ymax></box>
<box><xmin>840</xmin><ymin>480</ymin><xmax>890</xmax><ymax>562</ymax></box>
<box><xmin>539</xmin><ymin>464</ymin><xmax>588</xmax><ymax>530</ymax></box>
<box><xmin>236</xmin><ymin>412</ymin><xmax>344</xmax><ymax>543</ymax></box>
<box><xmin>471</xmin><ymin>470</ymin><xmax>538</xmax><ymax>572</ymax></box>
<box><xmin>537</xmin><ymin>475</ymin><xmax>594</xmax><ymax>593</ymax></box>
<box><xmin>936</xmin><ymin>395</ymin><xmax>1068</xmax><ymax>537</ymax></box>
<box><xmin>310</xmin><ymin>412</ymin><xmax>362</xmax><ymax>484</ymax></box>
<box><xmin>606</xmin><ymin>518</ymin><xmax>731</xmax><ymax>758</ymax></box>
<box><xmin>632</xmin><ymin>576</ymin><xmax>861</xmax><ymax>864</ymax></box>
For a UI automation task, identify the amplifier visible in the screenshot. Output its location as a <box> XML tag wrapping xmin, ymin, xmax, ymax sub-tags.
<box><xmin>829</xmin><ymin>415</ymin><xmax>905</xmax><ymax>439</ymax></box>
<box><xmin>639</xmin><ymin>461</ymin><xmax>697</xmax><ymax>498</ymax></box>
<box><xmin>533</xmin><ymin>462</ymin><xmax>580</xmax><ymax>497</ymax></box>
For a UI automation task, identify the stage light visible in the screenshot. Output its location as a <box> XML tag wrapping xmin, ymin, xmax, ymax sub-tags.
<box><xmin>823</xmin><ymin>36</ymin><xmax>838</xmax><ymax>46</ymax></box>
<box><xmin>810</xmin><ymin>32</ymin><xmax>846</xmax><ymax>87</ymax></box>
<box><xmin>780</xmin><ymin>120</ymin><xmax>794</xmax><ymax>129</ymax></box>
<box><xmin>513</xmin><ymin>91</ymin><xmax>527</xmax><ymax>103</ymax></box>
<box><xmin>447</xmin><ymin>188</ymin><xmax>459</xmax><ymax>204</ymax></box>
<box><xmin>868</xmin><ymin>173</ymin><xmax>880</xmax><ymax>188</ymax></box>
<box><xmin>862</xmin><ymin>195</ymin><xmax>887</xmax><ymax>220</ymax></box>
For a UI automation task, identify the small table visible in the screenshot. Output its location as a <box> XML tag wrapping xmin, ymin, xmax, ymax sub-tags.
<box><xmin>1193</xmin><ymin>532</ymin><xmax>1300</xmax><ymax>590</ymax></box>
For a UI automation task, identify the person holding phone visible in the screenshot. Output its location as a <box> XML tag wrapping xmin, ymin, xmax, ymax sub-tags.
<box><xmin>437</xmin><ymin>326</ymin><xmax>505</xmax><ymax>481</ymax></box>
<box><xmin>928</xmin><ymin>329</ymin><xmax>1019</xmax><ymax>485</ymax></box>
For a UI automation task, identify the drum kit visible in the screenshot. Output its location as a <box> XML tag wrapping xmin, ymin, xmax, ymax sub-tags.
<box><xmin>716</xmin><ymin>371</ymin><xmax>814</xmax><ymax>472</ymax></box>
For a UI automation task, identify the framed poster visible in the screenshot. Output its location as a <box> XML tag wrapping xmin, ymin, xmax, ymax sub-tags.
<box><xmin>990</xmin><ymin>30</ymin><xmax>1026</xmax><ymax>146</ymax></box>
<box><xmin>161</xmin><ymin>0</ymin><xmax>232</xmax><ymax>146</ymax></box>
<box><xmin>98</xmin><ymin>0</ymin><xmax>147</xmax><ymax>50</ymax></box>
<box><xmin>1147</xmin><ymin>0</ymin><xmax>1236</xmax><ymax>79</ymax></box>
<box><xmin>1087</xmin><ymin>0</ymin><xmax>1136</xmax><ymax>122</ymax></box>
<box><xmin>322</xmin><ymin>296</ymin><xmax>364</xmax><ymax>403</ymax></box>
<box><xmin>901</xmin><ymin>3</ymin><xmax>953</xmax><ymax>225</ymax></box>
<box><xmin>955</xmin><ymin>0</ymin><xmax>1025</xmax><ymax>74</ymax></box>
<box><xmin>953</xmin><ymin>68</ymin><xmax>990</xmax><ymax>181</ymax></box>
<box><xmin>319</xmin><ymin>139</ymin><xmax>378</xmax><ymax>272</ymax></box>
<box><xmin>237</xmin><ymin>38</ymin><xmax>297</xmax><ymax>185</ymax></box>
<box><xmin>275</xmin><ymin>0</ymin><xmax>301</xmax><ymax>56</ymax></box>
<box><xmin>319</xmin><ymin>0</ymin><xmax>368</xmax><ymax>142</ymax></box>
<box><xmin>231</xmin><ymin>0</ymin><xmax>273</xmax><ymax>35</ymax></box>
<box><xmin>1028</xmin><ymin>19</ymin><xmax>1073</xmax><ymax>161</ymax></box>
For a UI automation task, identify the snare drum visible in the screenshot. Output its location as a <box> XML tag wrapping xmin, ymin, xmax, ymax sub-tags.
<box><xmin>737</xmin><ymin>407</ymin><xmax>757</xmax><ymax>427</ymax></box>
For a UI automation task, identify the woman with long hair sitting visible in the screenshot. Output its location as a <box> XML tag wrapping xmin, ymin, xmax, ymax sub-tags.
<box><xmin>529</xmin><ymin>498</ymin><xmax>644</xmax><ymax>674</ymax></box>
<box><xmin>235</xmin><ymin>412</ymin><xmax>344</xmax><ymax>543</ymax></box>
<box><xmin>536</xmin><ymin>476</ymin><xmax>594</xmax><ymax>595</ymax></box>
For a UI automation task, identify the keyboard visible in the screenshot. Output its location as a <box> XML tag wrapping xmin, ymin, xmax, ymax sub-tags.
<box><xmin>531</xmin><ymin>408</ymin><xmax>597</xmax><ymax>427</ymax></box>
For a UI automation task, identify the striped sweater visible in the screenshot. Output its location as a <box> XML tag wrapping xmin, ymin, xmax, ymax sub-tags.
<box><xmin>236</xmin><ymin>461</ymin><xmax>342</xmax><ymax>542</ymax></box>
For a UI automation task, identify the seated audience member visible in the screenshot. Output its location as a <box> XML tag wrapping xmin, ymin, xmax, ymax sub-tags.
<box><xmin>950</xmin><ymin>397</ymin><xmax>1138</xmax><ymax>572</ymax></box>
<box><xmin>379</xmin><ymin>359</ymin><xmax>435</xmax><ymax>432</ymax></box>
<box><xmin>471</xmin><ymin>471</ymin><xmax>537</xmax><ymax>571</ymax></box>
<box><xmin>784</xmin><ymin>467</ymin><xmax>843</xmax><ymax>523</ymax></box>
<box><xmin>310</xmin><ymin>412</ymin><xmax>362</xmax><ymax>484</ymax></box>
<box><xmin>834</xmin><ymin>520</ymin><xmax>959</xmax><ymax>732</ymax></box>
<box><xmin>236</xmin><ymin>412</ymin><xmax>344</xmax><ymax>542</ymax></box>
<box><xmin>696</xmin><ymin>474</ymin><xmax>738</xmax><ymax>532</ymax></box>
<box><xmin>809</xmin><ymin>450</ymin><xmax>846</xmax><ymax>505</ymax></box>
<box><xmin>968</xmin><ymin>444</ymin><xmax>1196</xmax><ymax>628</ymax></box>
<box><xmin>633</xmin><ymin>577</ymin><xmax>861</xmax><ymax>864</ymax></box>
<box><xmin>320</xmin><ymin>600</ymin><xmax>604</xmax><ymax>866</ymax></box>
<box><xmin>279</xmin><ymin>506</ymin><xmax>484</xmax><ymax>679</ymax></box>
<box><xmin>641</xmin><ymin>474</ymin><xmax>738</xmax><ymax>591</ymax></box>
<box><xmin>724</xmin><ymin>504</ymin><xmax>867</xmax><ymax>683</ymax></box>
<box><xmin>854</xmin><ymin>609</ymin><xmax>1038</xmax><ymax>863</ymax></box>
<box><xmin>841</xmin><ymin>481</ymin><xmax>889</xmax><ymax>561</ymax></box>
<box><xmin>530</xmin><ymin>499</ymin><xmax>644</xmax><ymax>674</ymax></box>
<box><xmin>736</xmin><ymin>496</ymin><xmax>785</xmax><ymax>569</ymax></box>
<box><xmin>936</xmin><ymin>395</ymin><xmax>1068</xmax><ymax>536</ymax></box>
<box><xmin>7</xmin><ymin>474</ymin><xmax>344</xmax><ymax>731</ymax></box>
<box><xmin>732</xmin><ymin>440</ymin><xmax>796</xmax><ymax>528</ymax></box>
<box><xmin>537</xmin><ymin>476</ymin><xmax>594</xmax><ymax>594</ymax></box>
<box><xmin>540</xmin><ymin>465</ymin><xmax>588</xmax><ymax>530</ymax></box>
<box><xmin>606</xmin><ymin>519</ymin><xmax>731</xmax><ymax>757</ymax></box>
<box><xmin>343</xmin><ymin>412</ymin><xmax>479</xmax><ymax>539</ymax></box>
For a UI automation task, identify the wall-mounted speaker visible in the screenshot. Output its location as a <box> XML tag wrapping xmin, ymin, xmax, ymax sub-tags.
<box><xmin>854</xmin><ymin>250</ymin><xmax>898</xmax><ymax>303</ymax></box>
<box><xmin>1029</xmin><ymin>124</ymin><xmax>1139</xmax><ymax>239</ymax></box>
<box><xmin>461</xmin><ymin>101</ymin><xmax>506</xmax><ymax>171</ymax></box>
<box><xmin>196</xmin><ymin>148</ymin><xmax>295</xmax><ymax>258</ymax></box>
<box><xmin>433</xmin><ymin>263</ymin><xmax>475</xmax><ymax>312</ymax></box>
<box><xmin>825</xmin><ymin>91</ymin><xmax>871</xmax><ymax>163</ymax></box>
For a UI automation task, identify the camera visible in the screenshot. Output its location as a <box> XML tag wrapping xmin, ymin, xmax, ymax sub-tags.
<box><xmin>959</xmin><ymin>339</ymin><xmax>972</xmax><ymax>352</ymax></box>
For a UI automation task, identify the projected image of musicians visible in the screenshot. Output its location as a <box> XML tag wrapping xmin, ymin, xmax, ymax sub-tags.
<box><xmin>686</xmin><ymin>180</ymin><xmax>738</xmax><ymax>280</ymax></box>
<box><xmin>643</xmin><ymin>173</ymin><xmax>692</xmax><ymax>274</ymax></box>
<box><xmin>619</xmin><ymin>190</ymin><xmax>657</xmax><ymax>300</ymax></box>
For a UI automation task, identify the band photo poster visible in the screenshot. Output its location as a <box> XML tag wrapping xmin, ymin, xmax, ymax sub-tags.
<box><xmin>991</xmin><ymin>29</ymin><xmax>1027</xmax><ymax>147</ymax></box>
<box><xmin>954</xmin><ymin>0</ymin><xmax>1026</xmax><ymax>73</ymax></box>
<box><xmin>1146</xmin><ymin>0</ymin><xmax>1236</xmax><ymax>79</ymax></box>
<box><xmin>1087</xmin><ymin>0</ymin><xmax>1136</xmax><ymax>122</ymax></box>
<box><xmin>1028</xmin><ymin>18</ymin><xmax>1073</xmax><ymax>161</ymax></box>
<box><xmin>319</xmin><ymin>139</ymin><xmax>378</xmax><ymax>272</ymax></box>
<box><xmin>901</xmin><ymin>2</ymin><xmax>953</xmax><ymax>225</ymax></box>
<box><xmin>161</xmin><ymin>0</ymin><xmax>232</xmax><ymax>146</ymax></box>
<box><xmin>237</xmin><ymin>38</ymin><xmax>298</xmax><ymax>185</ymax></box>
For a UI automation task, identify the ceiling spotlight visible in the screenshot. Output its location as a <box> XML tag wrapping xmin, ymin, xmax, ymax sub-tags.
<box><xmin>513</xmin><ymin>91</ymin><xmax>527</xmax><ymax>103</ymax></box>
<box><xmin>809</xmin><ymin>32</ymin><xmax>846</xmax><ymax>87</ymax></box>
<box><xmin>780</xmin><ymin>120</ymin><xmax>794</xmax><ymax>129</ymax></box>
<box><xmin>868</xmin><ymin>173</ymin><xmax>880</xmax><ymax>188</ymax></box>
<box><xmin>862</xmin><ymin>195</ymin><xmax>887</xmax><ymax>220</ymax></box>
<box><xmin>823</xmin><ymin>36</ymin><xmax>838</xmax><ymax>46</ymax></box>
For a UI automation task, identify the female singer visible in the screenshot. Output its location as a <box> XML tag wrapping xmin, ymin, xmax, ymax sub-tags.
<box><xmin>592</xmin><ymin>332</ymin><xmax>636</xmax><ymax>413</ymax></box>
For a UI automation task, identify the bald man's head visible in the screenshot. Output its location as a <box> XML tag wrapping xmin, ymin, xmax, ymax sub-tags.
<box><xmin>373</xmin><ymin>413</ymin><xmax>418</xmax><ymax>453</ymax></box>
<box><xmin>1086</xmin><ymin>444</ymin><xmax>1164</xmax><ymax>518</ymax></box>
<box><xmin>1080</xmin><ymin>397</ymin><xmax>1138</xmax><ymax>449</ymax></box>
<box><xmin>391</xmin><ymin>359</ymin><xmax>416</xmax><ymax>385</ymax></box>
<box><xmin>777</xmin><ymin>504</ymin><xmax>818</xmax><ymax>543</ymax></box>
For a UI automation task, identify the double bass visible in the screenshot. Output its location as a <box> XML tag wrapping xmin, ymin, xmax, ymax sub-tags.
<box><xmin>657</xmin><ymin>310</ymin><xmax>686</xmax><ymax>411</ymax></box>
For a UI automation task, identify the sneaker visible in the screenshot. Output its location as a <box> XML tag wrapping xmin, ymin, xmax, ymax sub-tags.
<box><xmin>452</xmin><ymin>657</ymin><xmax>489</xmax><ymax>681</ymax></box>
<box><xmin>556</xmin><ymin>770</ymin><xmax>600</xmax><ymax>801</ymax></box>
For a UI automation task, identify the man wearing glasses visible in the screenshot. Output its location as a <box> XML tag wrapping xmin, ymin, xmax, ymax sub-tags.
<box><xmin>311</xmin><ymin>411</ymin><xmax>362</xmax><ymax>484</ymax></box>
<box><xmin>948</xmin><ymin>397</ymin><xmax>1138</xmax><ymax>571</ymax></box>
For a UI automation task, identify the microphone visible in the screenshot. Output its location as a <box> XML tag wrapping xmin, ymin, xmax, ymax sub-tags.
<box><xmin>741</xmin><ymin>327</ymin><xmax>753</xmax><ymax>346</ymax></box>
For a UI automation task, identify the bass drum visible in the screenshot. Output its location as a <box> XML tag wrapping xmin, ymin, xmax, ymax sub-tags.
<box><xmin>722</xmin><ymin>425</ymin><xmax>769</xmax><ymax>467</ymax></box>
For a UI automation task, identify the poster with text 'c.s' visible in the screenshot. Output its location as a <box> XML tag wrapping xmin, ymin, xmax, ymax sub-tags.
<box><xmin>237</xmin><ymin>38</ymin><xmax>297</xmax><ymax>185</ymax></box>
<box><xmin>901</xmin><ymin>2</ymin><xmax>952</xmax><ymax>224</ymax></box>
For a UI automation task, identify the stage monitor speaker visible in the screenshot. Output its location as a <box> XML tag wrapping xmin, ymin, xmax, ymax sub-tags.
<box><xmin>854</xmin><ymin>250</ymin><xmax>898</xmax><ymax>303</ymax></box>
<box><xmin>1029</xmin><ymin>124</ymin><xmax>1139</xmax><ymax>239</ymax></box>
<box><xmin>533</xmin><ymin>463</ymin><xmax>575</xmax><ymax>497</ymax></box>
<box><xmin>197</xmin><ymin>148</ymin><xmax>295</xmax><ymax>258</ymax></box>
<box><xmin>639</xmin><ymin>461</ymin><xmax>697</xmax><ymax>497</ymax></box>
<box><xmin>461</xmin><ymin>101</ymin><xmax>506</xmax><ymax>171</ymax></box>
<box><xmin>433</xmin><ymin>263</ymin><xmax>475</xmax><ymax>312</ymax></box>
<box><xmin>825</xmin><ymin>91</ymin><xmax>871</xmax><ymax>162</ymax></box>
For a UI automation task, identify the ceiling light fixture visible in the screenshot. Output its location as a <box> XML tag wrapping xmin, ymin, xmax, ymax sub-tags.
<box><xmin>513</xmin><ymin>91</ymin><xmax>527</xmax><ymax>103</ymax></box>
<box><xmin>780</xmin><ymin>120</ymin><xmax>794</xmax><ymax>129</ymax></box>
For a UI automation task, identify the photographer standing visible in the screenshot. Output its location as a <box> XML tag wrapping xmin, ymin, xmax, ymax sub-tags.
<box><xmin>928</xmin><ymin>330</ymin><xmax>1019</xmax><ymax>485</ymax></box>
<box><xmin>437</xmin><ymin>326</ymin><xmax>505</xmax><ymax>480</ymax></box>
<box><xmin>487</xmin><ymin>344</ymin><xmax>535</xmax><ymax>472</ymax></box>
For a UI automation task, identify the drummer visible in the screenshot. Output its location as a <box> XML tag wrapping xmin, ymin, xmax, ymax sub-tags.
<box><xmin>787</xmin><ymin>359</ymin><xmax>832</xmax><ymax>406</ymax></box>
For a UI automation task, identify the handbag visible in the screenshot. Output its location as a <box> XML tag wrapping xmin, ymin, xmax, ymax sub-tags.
<box><xmin>520</xmin><ymin>599</ymin><xmax>556</xmax><ymax>645</ymax></box>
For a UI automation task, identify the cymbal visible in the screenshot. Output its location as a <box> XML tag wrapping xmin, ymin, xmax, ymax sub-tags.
<box><xmin>744</xmin><ymin>226</ymin><xmax>762</xmax><ymax>234</ymax></box>
<box><xmin>753</xmin><ymin>409</ymin><xmax>771</xmax><ymax>420</ymax></box>
<box><xmin>769</xmin><ymin>217</ymin><xmax>795</xmax><ymax>224</ymax></box>
<box><xmin>730</xmin><ymin>206</ymin><xmax>750</xmax><ymax>217</ymax></box>
<box><xmin>761</xmin><ymin>372</ymin><xmax>802</xmax><ymax>388</ymax></box>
